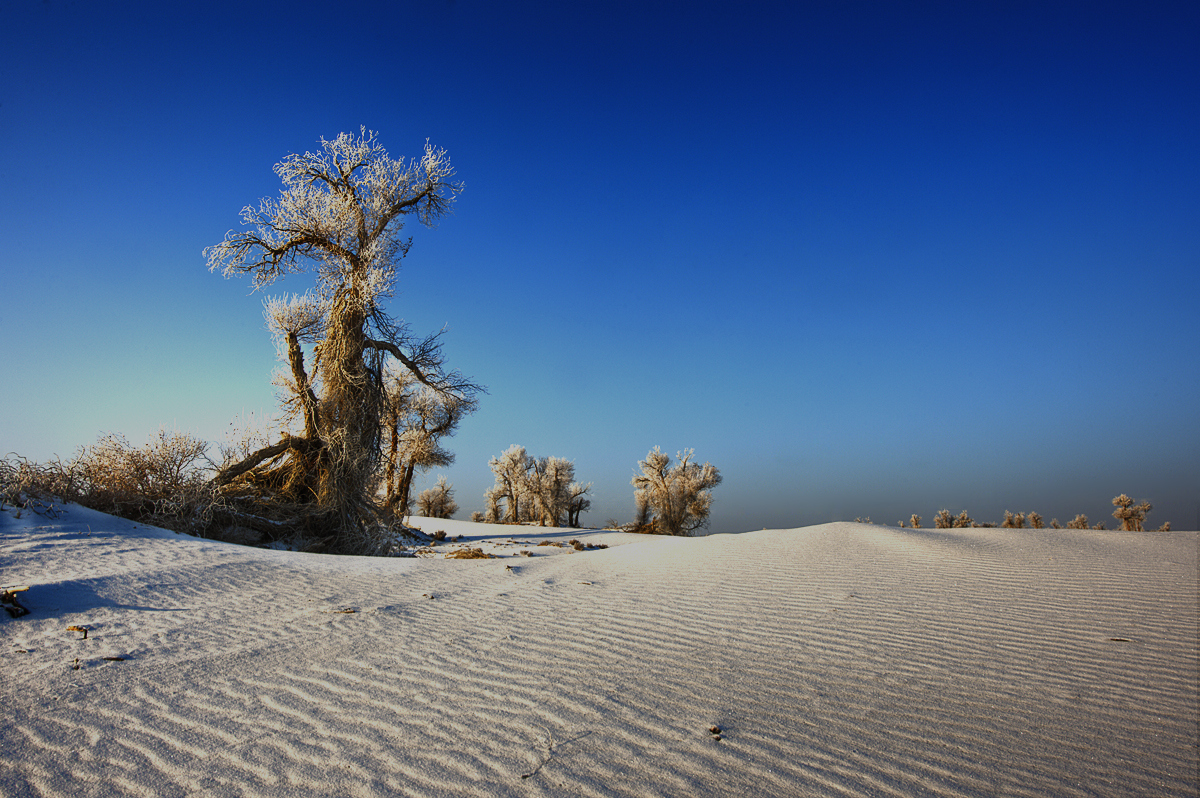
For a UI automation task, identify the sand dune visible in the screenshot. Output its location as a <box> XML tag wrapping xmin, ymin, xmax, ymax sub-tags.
<box><xmin>2</xmin><ymin>507</ymin><xmax>1196</xmax><ymax>797</ymax></box>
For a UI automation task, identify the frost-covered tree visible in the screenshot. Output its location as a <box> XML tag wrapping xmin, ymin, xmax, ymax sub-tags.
<box><xmin>486</xmin><ymin>445</ymin><xmax>531</xmax><ymax>524</ymax></box>
<box><xmin>527</xmin><ymin>456</ymin><xmax>592</xmax><ymax>527</ymax></box>
<box><xmin>205</xmin><ymin>129</ymin><xmax>481</xmax><ymax>551</ymax></box>
<box><xmin>416</xmin><ymin>475</ymin><xmax>458</xmax><ymax>519</ymax></box>
<box><xmin>380</xmin><ymin>367</ymin><xmax>475</xmax><ymax>518</ymax></box>
<box><xmin>484</xmin><ymin>446</ymin><xmax>592</xmax><ymax>527</ymax></box>
<box><xmin>631</xmin><ymin>447</ymin><xmax>721</xmax><ymax>536</ymax></box>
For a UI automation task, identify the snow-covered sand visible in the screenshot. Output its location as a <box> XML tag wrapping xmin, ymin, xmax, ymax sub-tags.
<box><xmin>2</xmin><ymin>506</ymin><xmax>1196</xmax><ymax>797</ymax></box>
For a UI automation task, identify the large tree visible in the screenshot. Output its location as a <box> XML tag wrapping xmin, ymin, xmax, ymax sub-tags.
<box><xmin>205</xmin><ymin>129</ymin><xmax>480</xmax><ymax>551</ymax></box>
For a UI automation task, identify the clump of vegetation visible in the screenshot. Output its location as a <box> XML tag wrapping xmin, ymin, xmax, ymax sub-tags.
<box><xmin>2</xmin><ymin>431</ymin><xmax>220</xmax><ymax>535</ymax></box>
<box><xmin>445</xmin><ymin>547</ymin><xmax>492</xmax><ymax>559</ymax></box>
<box><xmin>896</xmin><ymin>495</ymin><xmax>1171</xmax><ymax>533</ymax></box>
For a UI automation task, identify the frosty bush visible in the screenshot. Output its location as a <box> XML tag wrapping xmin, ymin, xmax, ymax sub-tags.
<box><xmin>631</xmin><ymin>447</ymin><xmax>721</xmax><ymax>536</ymax></box>
<box><xmin>1066</xmin><ymin>514</ymin><xmax>1089</xmax><ymax>529</ymax></box>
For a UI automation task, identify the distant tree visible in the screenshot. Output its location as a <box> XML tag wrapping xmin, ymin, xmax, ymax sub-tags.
<box><xmin>631</xmin><ymin>447</ymin><xmax>721</xmax><ymax>536</ymax></box>
<box><xmin>566</xmin><ymin>482</ymin><xmax>592</xmax><ymax>527</ymax></box>
<box><xmin>486</xmin><ymin>445</ymin><xmax>531</xmax><ymax>524</ymax></box>
<box><xmin>416</xmin><ymin>475</ymin><xmax>458</xmax><ymax>519</ymax></box>
<box><xmin>380</xmin><ymin>367</ymin><xmax>475</xmax><ymax>518</ymax></box>
<box><xmin>1112</xmin><ymin>494</ymin><xmax>1152</xmax><ymax>531</ymax></box>
<box><xmin>204</xmin><ymin>129</ymin><xmax>481</xmax><ymax>551</ymax></box>
<box><xmin>484</xmin><ymin>446</ymin><xmax>592</xmax><ymax>527</ymax></box>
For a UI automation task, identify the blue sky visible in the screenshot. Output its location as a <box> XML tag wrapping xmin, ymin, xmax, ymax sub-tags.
<box><xmin>2</xmin><ymin>0</ymin><xmax>1197</xmax><ymax>532</ymax></box>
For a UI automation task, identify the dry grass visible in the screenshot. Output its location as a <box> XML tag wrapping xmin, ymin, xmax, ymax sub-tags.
<box><xmin>445</xmin><ymin>547</ymin><xmax>493</xmax><ymax>559</ymax></box>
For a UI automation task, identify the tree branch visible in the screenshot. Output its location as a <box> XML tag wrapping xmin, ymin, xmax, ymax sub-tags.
<box><xmin>212</xmin><ymin>435</ymin><xmax>324</xmax><ymax>487</ymax></box>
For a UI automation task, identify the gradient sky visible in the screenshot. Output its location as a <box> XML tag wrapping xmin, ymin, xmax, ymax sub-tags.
<box><xmin>2</xmin><ymin>0</ymin><xmax>1197</xmax><ymax>533</ymax></box>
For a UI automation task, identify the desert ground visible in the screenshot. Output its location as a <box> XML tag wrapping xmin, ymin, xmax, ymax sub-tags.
<box><xmin>2</xmin><ymin>505</ymin><xmax>1196</xmax><ymax>797</ymax></box>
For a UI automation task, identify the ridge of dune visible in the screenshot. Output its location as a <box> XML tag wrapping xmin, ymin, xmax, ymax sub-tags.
<box><xmin>2</xmin><ymin>507</ymin><xmax>1196</xmax><ymax>797</ymax></box>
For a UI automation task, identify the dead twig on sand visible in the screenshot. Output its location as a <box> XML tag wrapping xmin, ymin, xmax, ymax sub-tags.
<box><xmin>1</xmin><ymin>586</ymin><xmax>30</xmax><ymax>618</ymax></box>
<box><xmin>520</xmin><ymin>727</ymin><xmax>592</xmax><ymax>780</ymax></box>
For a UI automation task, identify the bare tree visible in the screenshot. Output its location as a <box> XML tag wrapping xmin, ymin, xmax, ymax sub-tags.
<box><xmin>204</xmin><ymin>129</ymin><xmax>481</xmax><ymax>551</ymax></box>
<box><xmin>566</xmin><ymin>482</ymin><xmax>592</xmax><ymax>527</ymax></box>
<box><xmin>631</xmin><ymin>447</ymin><xmax>721</xmax><ymax>536</ymax></box>
<box><xmin>416</xmin><ymin>475</ymin><xmax>458</xmax><ymax>519</ymax></box>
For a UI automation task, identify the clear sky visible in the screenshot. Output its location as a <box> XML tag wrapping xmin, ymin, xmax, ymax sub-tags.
<box><xmin>2</xmin><ymin>0</ymin><xmax>1197</xmax><ymax>532</ymax></box>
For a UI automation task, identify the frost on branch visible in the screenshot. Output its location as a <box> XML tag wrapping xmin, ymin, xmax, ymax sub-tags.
<box><xmin>204</xmin><ymin>129</ymin><xmax>481</xmax><ymax>553</ymax></box>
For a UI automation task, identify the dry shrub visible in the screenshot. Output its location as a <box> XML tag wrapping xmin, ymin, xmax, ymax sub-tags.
<box><xmin>1157</xmin><ymin>521</ymin><xmax>1172</xmax><ymax>532</ymax></box>
<box><xmin>1049</xmin><ymin>518</ymin><xmax>1062</xmax><ymax>529</ymax></box>
<box><xmin>0</xmin><ymin>454</ymin><xmax>83</xmax><ymax>516</ymax></box>
<box><xmin>1112</xmin><ymin>494</ymin><xmax>1152</xmax><ymax>531</ymax></box>
<box><xmin>72</xmin><ymin>430</ymin><xmax>216</xmax><ymax>532</ymax></box>
<box><xmin>1028</xmin><ymin>512</ymin><xmax>1044</xmax><ymax>529</ymax></box>
<box><xmin>953</xmin><ymin>510</ymin><xmax>974</xmax><ymax>528</ymax></box>
<box><xmin>934</xmin><ymin>510</ymin><xmax>952</xmax><ymax>529</ymax></box>
<box><xmin>909</xmin><ymin>514</ymin><xmax>921</xmax><ymax>529</ymax></box>
<box><xmin>1002</xmin><ymin>511</ymin><xmax>1026</xmax><ymax>529</ymax></box>
<box><xmin>1066</xmin><ymin>514</ymin><xmax>1089</xmax><ymax>529</ymax></box>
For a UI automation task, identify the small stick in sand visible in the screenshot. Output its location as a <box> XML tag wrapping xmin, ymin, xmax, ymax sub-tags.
<box><xmin>67</xmin><ymin>625</ymin><xmax>89</xmax><ymax>640</ymax></box>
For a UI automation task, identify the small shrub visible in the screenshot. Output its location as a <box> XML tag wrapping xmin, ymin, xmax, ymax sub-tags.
<box><xmin>909</xmin><ymin>514</ymin><xmax>921</xmax><ymax>529</ymax></box>
<box><xmin>1112</xmin><ymin>494</ymin><xmax>1152</xmax><ymax>531</ymax></box>
<box><xmin>1049</xmin><ymin>518</ymin><xmax>1062</xmax><ymax>529</ymax></box>
<box><xmin>470</xmin><ymin>510</ymin><xmax>485</xmax><ymax>523</ymax></box>
<box><xmin>1066</xmin><ymin>514</ymin><xmax>1089</xmax><ymax>529</ymax></box>
<box><xmin>933</xmin><ymin>510</ymin><xmax>952</xmax><ymax>529</ymax></box>
<box><xmin>1028</xmin><ymin>512</ymin><xmax>1044</xmax><ymax>529</ymax></box>
<box><xmin>953</xmin><ymin>510</ymin><xmax>974</xmax><ymax>528</ymax></box>
<box><xmin>1156</xmin><ymin>521</ymin><xmax>1172</xmax><ymax>532</ymax></box>
<box><xmin>1001</xmin><ymin>511</ymin><xmax>1026</xmax><ymax>529</ymax></box>
<box><xmin>1091</xmin><ymin>521</ymin><xmax>1107</xmax><ymax>530</ymax></box>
